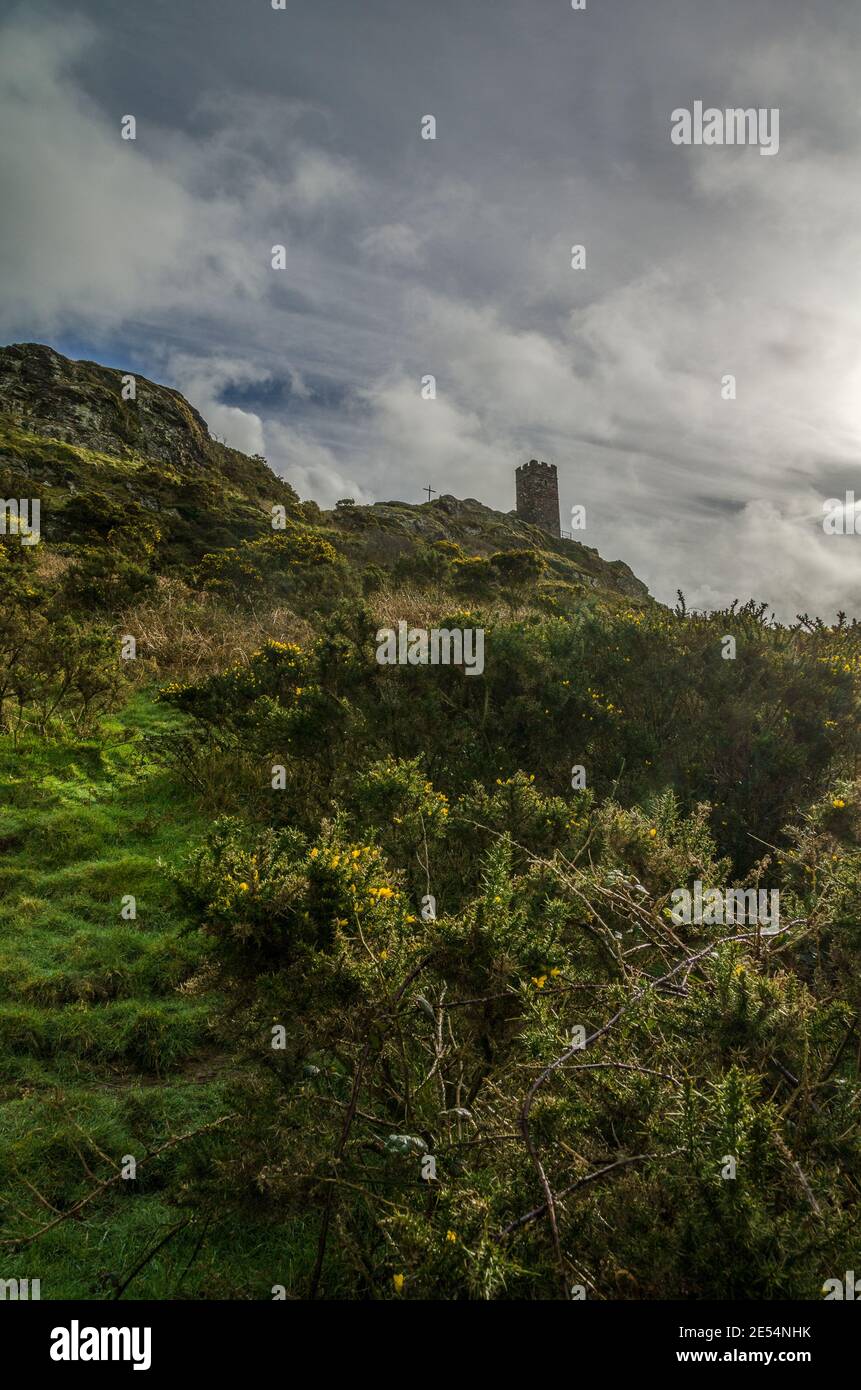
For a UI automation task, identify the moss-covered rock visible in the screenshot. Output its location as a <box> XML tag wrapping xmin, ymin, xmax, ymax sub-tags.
<box><xmin>0</xmin><ymin>343</ymin><xmax>301</xmax><ymax>564</ymax></box>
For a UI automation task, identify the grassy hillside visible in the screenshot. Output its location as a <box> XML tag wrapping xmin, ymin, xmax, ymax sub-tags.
<box><xmin>1</xmin><ymin>344</ymin><xmax>860</xmax><ymax>1301</ymax></box>
<box><xmin>0</xmin><ymin>343</ymin><xmax>302</xmax><ymax>565</ymax></box>
<box><xmin>0</xmin><ymin>695</ymin><xmax>316</xmax><ymax>1298</ymax></box>
<box><xmin>322</xmin><ymin>493</ymin><xmax>649</xmax><ymax>605</ymax></box>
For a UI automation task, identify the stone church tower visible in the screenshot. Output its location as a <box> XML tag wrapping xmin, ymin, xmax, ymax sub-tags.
<box><xmin>515</xmin><ymin>459</ymin><xmax>560</xmax><ymax>537</ymax></box>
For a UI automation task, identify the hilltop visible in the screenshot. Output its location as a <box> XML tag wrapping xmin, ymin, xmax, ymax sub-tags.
<box><xmin>325</xmin><ymin>494</ymin><xmax>649</xmax><ymax>602</ymax></box>
<box><xmin>0</xmin><ymin>343</ymin><xmax>651</xmax><ymax>608</ymax></box>
<box><xmin>0</xmin><ymin>343</ymin><xmax>302</xmax><ymax>563</ymax></box>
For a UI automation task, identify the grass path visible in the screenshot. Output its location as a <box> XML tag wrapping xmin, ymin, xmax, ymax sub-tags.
<box><xmin>0</xmin><ymin>694</ymin><xmax>305</xmax><ymax>1299</ymax></box>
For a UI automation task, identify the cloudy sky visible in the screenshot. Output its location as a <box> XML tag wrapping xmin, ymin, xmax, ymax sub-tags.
<box><xmin>2</xmin><ymin>0</ymin><xmax>861</xmax><ymax>618</ymax></box>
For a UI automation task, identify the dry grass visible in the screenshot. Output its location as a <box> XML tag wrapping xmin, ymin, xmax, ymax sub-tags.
<box><xmin>33</xmin><ymin>549</ymin><xmax>73</xmax><ymax>583</ymax></box>
<box><xmin>120</xmin><ymin>578</ymin><xmax>540</xmax><ymax>687</ymax></box>
<box><xmin>372</xmin><ymin>583</ymin><xmax>528</xmax><ymax>628</ymax></box>
<box><xmin>120</xmin><ymin>576</ymin><xmax>312</xmax><ymax>681</ymax></box>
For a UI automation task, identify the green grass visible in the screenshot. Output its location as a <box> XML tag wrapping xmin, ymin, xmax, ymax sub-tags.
<box><xmin>0</xmin><ymin>693</ymin><xmax>312</xmax><ymax>1299</ymax></box>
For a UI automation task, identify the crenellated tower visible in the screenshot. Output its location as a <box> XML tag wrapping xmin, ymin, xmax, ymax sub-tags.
<box><xmin>515</xmin><ymin>458</ymin><xmax>560</xmax><ymax>537</ymax></box>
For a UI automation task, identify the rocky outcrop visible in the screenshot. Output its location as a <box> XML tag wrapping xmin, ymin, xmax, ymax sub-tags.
<box><xmin>0</xmin><ymin>343</ymin><xmax>301</xmax><ymax>561</ymax></box>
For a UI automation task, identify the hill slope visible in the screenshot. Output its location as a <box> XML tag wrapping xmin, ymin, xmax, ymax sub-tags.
<box><xmin>0</xmin><ymin>343</ymin><xmax>651</xmax><ymax>607</ymax></box>
<box><xmin>0</xmin><ymin>343</ymin><xmax>302</xmax><ymax>564</ymax></box>
<box><xmin>326</xmin><ymin>493</ymin><xmax>649</xmax><ymax>602</ymax></box>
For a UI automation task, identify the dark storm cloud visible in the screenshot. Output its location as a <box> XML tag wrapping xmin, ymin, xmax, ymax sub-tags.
<box><xmin>2</xmin><ymin>0</ymin><xmax>861</xmax><ymax>615</ymax></box>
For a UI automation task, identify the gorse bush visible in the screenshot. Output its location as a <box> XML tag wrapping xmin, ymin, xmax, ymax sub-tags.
<box><xmin>194</xmin><ymin>525</ymin><xmax>344</xmax><ymax>604</ymax></box>
<box><xmin>175</xmin><ymin>786</ymin><xmax>859</xmax><ymax>1299</ymax></box>
<box><xmin>0</xmin><ymin>541</ymin><xmax>125</xmax><ymax>735</ymax></box>
<box><xmin>151</xmin><ymin>594</ymin><xmax>861</xmax><ymax>1298</ymax></box>
<box><xmin>158</xmin><ymin>598</ymin><xmax>860</xmax><ymax>871</ymax></box>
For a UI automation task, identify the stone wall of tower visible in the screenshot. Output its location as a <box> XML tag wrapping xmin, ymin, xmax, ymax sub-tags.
<box><xmin>515</xmin><ymin>459</ymin><xmax>560</xmax><ymax>537</ymax></box>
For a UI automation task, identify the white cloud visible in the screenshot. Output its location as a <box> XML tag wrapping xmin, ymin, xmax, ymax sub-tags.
<box><xmin>0</xmin><ymin>17</ymin><xmax>200</xmax><ymax>328</ymax></box>
<box><xmin>265</xmin><ymin>421</ymin><xmax>369</xmax><ymax>508</ymax></box>
<box><xmin>164</xmin><ymin>354</ymin><xmax>269</xmax><ymax>455</ymax></box>
<box><xmin>205</xmin><ymin>404</ymin><xmax>265</xmax><ymax>457</ymax></box>
<box><xmin>358</xmin><ymin>223</ymin><xmax>424</xmax><ymax>268</ymax></box>
<box><xmin>287</xmin><ymin>149</ymin><xmax>359</xmax><ymax>210</ymax></box>
<box><xmin>4</xmin><ymin>5</ymin><xmax>861</xmax><ymax>619</ymax></box>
